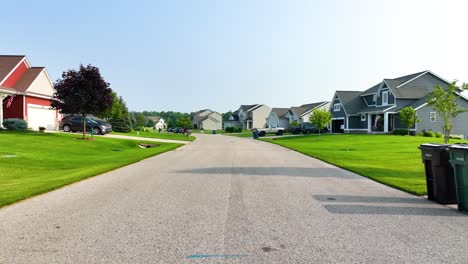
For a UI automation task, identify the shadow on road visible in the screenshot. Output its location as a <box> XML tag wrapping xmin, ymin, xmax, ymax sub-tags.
<box><xmin>322</xmin><ymin>204</ymin><xmax>463</xmax><ymax>217</ymax></box>
<box><xmin>313</xmin><ymin>195</ymin><xmax>427</xmax><ymax>204</ymax></box>
<box><xmin>173</xmin><ymin>167</ymin><xmax>359</xmax><ymax>179</ymax></box>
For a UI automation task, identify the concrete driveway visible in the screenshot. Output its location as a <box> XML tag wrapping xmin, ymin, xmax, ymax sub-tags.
<box><xmin>1</xmin><ymin>134</ymin><xmax>467</xmax><ymax>263</ymax></box>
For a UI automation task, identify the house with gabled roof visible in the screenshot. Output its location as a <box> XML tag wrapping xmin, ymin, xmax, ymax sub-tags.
<box><xmin>229</xmin><ymin>104</ymin><xmax>271</xmax><ymax>130</ymax></box>
<box><xmin>266</xmin><ymin>101</ymin><xmax>330</xmax><ymax>128</ymax></box>
<box><xmin>285</xmin><ymin>101</ymin><xmax>330</xmax><ymax>125</ymax></box>
<box><xmin>330</xmin><ymin>71</ymin><xmax>468</xmax><ymax>138</ymax></box>
<box><xmin>266</xmin><ymin>108</ymin><xmax>290</xmax><ymax>128</ymax></box>
<box><xmin>0</xmin><ymin>55</ymin><xmax>60</xmax><ymax>130</ymax></box>
<box><xmin>192</xmin><ymin>109</ymin><xmax>222</xmax><ymax>130</ymax></box>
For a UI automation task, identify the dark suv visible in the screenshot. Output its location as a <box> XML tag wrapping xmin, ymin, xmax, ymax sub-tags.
<box><xmin>61</xmin><ymin>115</ymin><xmax>112</xmax><ymax>135</ymax></box>
<box><xmin>292</xmin><ymin>122</ymin><xmax>328</xmax><ymax>134</ymax></box>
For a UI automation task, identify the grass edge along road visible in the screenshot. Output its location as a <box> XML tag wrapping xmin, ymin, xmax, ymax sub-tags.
<box><xmin>262</xmin><ymin>134</ymin><xmax>465</xmax><ymax>195</ymax></box>
<box><xmin>112</xmin><ymin>131</ymin><xmax>195</xmax><ymax>141</ymax></box>
<box><xmin>0</xmin><ymin>132</ymin><xmax>182</xmax><ymax>207</ymax></box>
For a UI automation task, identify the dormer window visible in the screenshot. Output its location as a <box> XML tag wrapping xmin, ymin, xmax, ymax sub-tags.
<box><xmin>334</xmin><ymin>103</ymin><xmax>341</xmax><ymax>112</ymax></box>
<box><xmin>382</xmin><ymin>91</ymin><xmax>389</xmax><ymax>106</ymax></box>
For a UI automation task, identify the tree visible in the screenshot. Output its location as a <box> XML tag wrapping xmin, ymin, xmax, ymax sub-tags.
<box><xmin>176</xmin><ymin>117</ymin><xmax>192</xmax><ymax>129</ymax></box>
<box><xmin>309</xmin><ymin>109</ymin><xmax>332</xmax><ymax>135</ymax></box>
<box><xmin>133</xmin><ymin>112</ymin><xmax>147</xmax><ymax>128</ymax></box>
<box><xmin>51</xmin><ymin>64</ymin><xmax>113</xmax><ymax>139</ymax></box>
<box><xmin>146</xmin><ymin>119</ymin><xmax>155</xmax><ymax>128</ymax></box>
<box><xmin>426</xmin><ymin>81</ymin><xmax>468</xmax><ymax>144</ymax></box>
<box><xmin>399</xmin><ymin>107</ymin><xmax>420</xmax><ymax>135</ymax></box>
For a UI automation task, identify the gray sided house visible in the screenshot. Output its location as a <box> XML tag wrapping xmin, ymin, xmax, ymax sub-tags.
<box><xmin>229</xmin><ymin>104</ymin><xmax>272</xmax><ymax>130</ymax></box>
<box><xmin>330</xmin><ymin>71</ymin><xmax>468</xmax><ymax>138</ymax></box>
<box><xmin>285</xmin><ymin>102</ymin><xmax>330</xmax><ymax>125</ymax></box>
<box><xmin>192</xmin><ymin>109</ymin><xmax>222</xmax><ymax>131</ymax></box>
<box><xmin>266</xmin><ymin>108</ymin><xmax>290</xmax><ymax>128</ymax></box>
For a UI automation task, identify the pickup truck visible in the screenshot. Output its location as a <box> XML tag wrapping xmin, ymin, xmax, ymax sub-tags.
<box><xmin>256</xmin><ymin>124</ymin><xmax>285</xmax><ymax>137</ymax></box>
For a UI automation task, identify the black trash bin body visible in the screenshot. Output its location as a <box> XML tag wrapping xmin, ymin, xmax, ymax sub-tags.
<box><xmin>448</xmin><ymin>144</ymin><xmax>468</xmax><ymax>212</ymax></box>
<box><xmin>418</xmin><ymin>143</ymin><xmax>457</xmax><ymax>204</ymax></box>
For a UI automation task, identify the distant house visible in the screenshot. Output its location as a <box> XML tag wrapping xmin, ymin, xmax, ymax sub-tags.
<box><xmin>0</xmin><ymin>55</ymin><xmax>61</xmax><ymax>130</ymax></box>
<box><xmin>192</xmin><ymin>109</ymin><xmax>222</xmax><ymax>130</ymax></box>
<box><xmin>266</xmin><ymin>108</ymin><xmax>290</xmax><ymax>128</ymax></box>
<box><xmin>231</xmin><ymin>104</ymin><xmax>271</xmax><ymax>130</ymax></box>
<box><xmin>330</xmin><ymin>70</ymin><xmax>468</xmax><ymax>138</ymax></box>
<box><xmin>146</xmin><ymin>116</ymin><xmax>165</xmax><ymax>130</ymax></box>
<box><xmin>285</xmin><ymin>102</ymin><xmax>330</xmax><ymax>125</ymax></box>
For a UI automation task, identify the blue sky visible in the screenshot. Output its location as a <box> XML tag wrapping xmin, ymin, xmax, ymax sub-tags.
<box><xmin>2</xmin><ymin>0</ymin><xmax>468</xmax><ymax>113</ymax></box>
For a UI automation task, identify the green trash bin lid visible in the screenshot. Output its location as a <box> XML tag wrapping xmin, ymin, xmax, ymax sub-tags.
<box><xmin>449</xmin><ymin>144</ymin><xmax>468</xmax><ymax>152</ymax></box>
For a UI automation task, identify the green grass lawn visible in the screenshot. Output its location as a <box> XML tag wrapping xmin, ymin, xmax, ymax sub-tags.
<box><xmin>112</xmin><ymin>131</ymin><xmax>195</xmax><ymax>141</ymax></box>
<box><xmin>0</xmin><ymin>131</ymin><xmax>182</xmax><ymax>207</ymax></box>
<box><xmin>263</xmin><ymin>134</ymin><xmax>465</xmax><ymax>195</ymax></box>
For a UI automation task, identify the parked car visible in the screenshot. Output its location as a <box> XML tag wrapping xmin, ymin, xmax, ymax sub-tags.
<box><xmin>292</xmin><ymin>122</ymin><xmax>328</xmax><ymax>134</ymax></box>
<box><xmin>167</xmin><ymin>127</ymin><xmax>174</xmax><ymax>133</ymax></box>
<box><xmin>174</xmin><ymin>127</ymin><xmax>185</xmax><ymax>134</ymax></box>
<box><xmin>61</xmin><ymin>115</ymin><xmax>111</xmax><ymax>135</ymax></box>
<box><xmin>256</xmin><ymin>124</ymin><xmax>285</xmax><ymax>137</ymax></box>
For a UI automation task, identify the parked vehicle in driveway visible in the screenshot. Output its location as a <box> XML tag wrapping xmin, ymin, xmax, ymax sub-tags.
<box><xmin>256</xmin><ymin>124</ymin><xmax>285</xmax><ymax>137</ymax></box>
<box><xmin>167</xmin><ymin>127</ymin><xmax>174</xmax><ymax>133</ymax></box>
<box><xmin>291</xmin><ymin>122</ymin><xmax>328</xmax><ymax>134</ymax></box>
<box><xmin>61</xmin><ymin>115</ymin><xmax>111</xmax><ymax>135</ymax></box>
<box><xmin>174</xmin><ymin>127</ymin><xmax>185</xmax><ymax>134</ymax></box>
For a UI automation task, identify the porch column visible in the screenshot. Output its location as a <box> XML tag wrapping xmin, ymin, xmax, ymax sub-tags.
<box><xmin>384</xmin><ymin>112</ymin><xmax>389</xmax><ymax>133</ymax></box>
<box><xmin>367</xmin><ymin>113</ymin><xmax>372</xmax><ymax>132</ymax></box>
<box><xmin>0</xmin><ymin>94</ymin><xmax>6</xmax><ymax>128</ymax></box>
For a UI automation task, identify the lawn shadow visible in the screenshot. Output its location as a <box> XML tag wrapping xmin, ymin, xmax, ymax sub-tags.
<box><xmin>323</xmin><ymin>204</ymin><xmax>464</xmax><ymax>217</ymax></box>
<box><xmin>313</xmin><ymin>195</ymin><xmax>427</xmax><ymax>204</ymax></box>
<box><xmin>173</xmin><ymin>167</ymin><xmax>359</xmax><ymax>179</ymax></box>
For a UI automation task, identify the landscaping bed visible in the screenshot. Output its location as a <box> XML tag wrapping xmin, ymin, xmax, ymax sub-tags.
<box><xmin>0</xmin><ymin>131</ymin><xmax>182</xmax><ymax>207</ymax></box>
<box><xmin>262</xmin><ymin>134</ymin><xmax>467</xmax><ymax>195</ymax></box>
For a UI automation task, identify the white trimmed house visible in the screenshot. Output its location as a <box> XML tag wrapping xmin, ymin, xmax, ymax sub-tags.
<box><xmin>0</xmin><ymin>55</ymin><xmax>60</xmax><ymax>130</ymax></box>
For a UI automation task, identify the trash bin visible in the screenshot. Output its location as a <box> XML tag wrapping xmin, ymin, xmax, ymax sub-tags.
<box><xmin>253</xmin><ymin>130</ymin><xmax>259</xmax><ymax>139</ymax></box>
<box><xmin>212</xmin><ymin>130</ymin><xmax>216</xmax><ymax>134</ymax></box>
<box><xmin>448</xmin><ymin>144</ymin><xmax>468</xmax><ymax>212</ymax></box>
<box><xmin>418</xmin><ymin>143</ymin><xmax>457</xmax><ymax>204</ymax></box>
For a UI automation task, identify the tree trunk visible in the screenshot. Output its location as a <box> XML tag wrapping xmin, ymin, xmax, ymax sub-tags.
<box><xmin>82</xmin><ymin>113</ymin><xmax>87</xmax><ymax>139</ymax></box>
<box><xmin>407</xmin><ymin>127</ymin><xmax>410</xmax><ymax>135</ymax></box>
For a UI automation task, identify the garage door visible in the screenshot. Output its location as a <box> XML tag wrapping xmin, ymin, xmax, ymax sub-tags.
<box><xmin>27</xmin><ymin>105</ymin><xmax>57</xmax><ymax>131</ymax></box>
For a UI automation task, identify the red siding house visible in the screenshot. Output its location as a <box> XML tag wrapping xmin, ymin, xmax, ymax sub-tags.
<box><xmin>0</xmin><ymin>55</ymin><xmax>60</xmax><ymax>130</ymax></box>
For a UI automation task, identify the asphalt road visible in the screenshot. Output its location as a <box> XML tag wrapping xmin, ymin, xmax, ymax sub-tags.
<box><xmin>1</xmin><ymin>134</ymin><xmax>467</xmax><ymax>264</ymax></box>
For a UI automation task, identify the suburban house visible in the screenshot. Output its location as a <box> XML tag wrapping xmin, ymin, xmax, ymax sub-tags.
<box><xmin>330</xmin><ymin>70</ymin><xmax>468</xmax><ymax>138</ymax></box>
<box><xmin>229</xmin><ymin>104</ymin><xmax>271</xmax><ymax>130</ymax></box>
<box><xmin>0</xmin><ymin>55</ymin><xmax>60</xmax><ymax>130</ymax></box>
<box><xmin>266</xmin><ymin>108</ymin><xmax>290</xmax><ymax>128</ymax></box>
<box><xmin>192</xmin><ymin>109</ymin><xmax>222</xmax><ymax>130</ymax></box>
<box><xmin>146</xmin><ymin>116</ymin><xmax>165</xmax><ymax>130</ymax></box>
<box><xmin>286</xmin><ymin>102</ymin><xmax>330</xmax><ymax>125</ymax></box>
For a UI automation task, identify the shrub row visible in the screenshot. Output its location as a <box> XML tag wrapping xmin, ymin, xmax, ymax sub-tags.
<box><xmin>2</xmin><ymin>118</ymin><xmax>27</xmax><ymax>131</ymax></box>
<box><xmin>225</xmin><ymin>126</ymin><xmax>242</xmax><ymax>133</ymax></box>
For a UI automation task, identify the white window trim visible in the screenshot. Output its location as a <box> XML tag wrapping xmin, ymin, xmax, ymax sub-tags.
<box><xmin>382</xmin><ymin>91</ymin><xmax>389</xmax><ymax>106</ymax></box>
<box><xmin>430</xmin><ymin>112</ymin><xmax>436</xmax><ymax>122</ymax></box>
<box><xmin>361</xmin><ymin>114</ymin><xmax>366</xmax><ymax>121</ymax></box>
<box><xmin>334</xmin><ymin>103</ymin><xmax>340</xmax><ymax>112</ymax></box>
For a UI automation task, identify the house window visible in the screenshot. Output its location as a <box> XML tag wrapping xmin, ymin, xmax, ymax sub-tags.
<box><xmin>382</xmin><ymin>91</ymin><xmax>389</xmax><ymax>106</ymax></box>
<box><xmin>430</xmin><ymin>112</ymin><xmax>436</xmax><ymax>122</ymax></box>
<box><xmin>334</xmin><ymin>103</ymin><xmax>340</xmax><ymax>112</ymax></box>
<box><xmin>361</xmin><ymin>114</ymin><xmax>366</xmax><ymax>121</ymax></box>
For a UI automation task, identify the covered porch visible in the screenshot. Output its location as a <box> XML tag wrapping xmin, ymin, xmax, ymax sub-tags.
<box><xmin>243</xmin><ymin>119</ymin><xmax>253</xmax><ymax>130</ymax></box>
<box><xmin>363</xmin><ymin>112</ymin><xmax>396</xmax><ymax>133</ymax></box>
<box><xmin>0</xmin><ymin>89</ymin><xmax>17</xmax><ymax>128</ymax></box>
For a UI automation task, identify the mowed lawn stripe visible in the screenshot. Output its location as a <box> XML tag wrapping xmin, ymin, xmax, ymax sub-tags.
<box><xmin>0</xmin><ymin>132</ymin><xmax>182</xmax><ymax>207</ymax></box>
<box><xmin>263</xmin><ymin>134</ymin><xmax>465</xmax><ymax>195</ymax></box>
